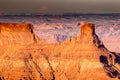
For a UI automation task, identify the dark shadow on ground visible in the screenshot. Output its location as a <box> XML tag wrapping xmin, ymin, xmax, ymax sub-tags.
<box><xmin>99</xmin><ymin>53</ymin><xmax>120</xmax><ymax>79</ymax></box>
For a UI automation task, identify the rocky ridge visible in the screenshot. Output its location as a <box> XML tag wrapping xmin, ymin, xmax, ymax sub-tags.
<box><xmin>0</xmin><ymin>22</ymin><xmax>120</xmax><ymax>80</ymax></box>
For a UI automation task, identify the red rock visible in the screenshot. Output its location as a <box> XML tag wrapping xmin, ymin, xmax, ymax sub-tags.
<box><xmin>0</xmin><ymin>23</ymin><xmax>39</xmax><ymax>45</ymax></box>
<box><xmin>0</xmin><ymin>22</ymin><xmax>119</xmax><ymax>80</ymax></box>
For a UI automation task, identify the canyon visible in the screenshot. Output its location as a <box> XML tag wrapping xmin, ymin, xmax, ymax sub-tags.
<box><xmin>0</xmin><ymin>22</ymin><xmax>120</xmax><ymax>80</ymax></box>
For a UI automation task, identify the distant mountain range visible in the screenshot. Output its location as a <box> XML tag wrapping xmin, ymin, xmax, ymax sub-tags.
<box><xmin>1</xmin><ymin>13</ymin><xmax>120</xmax><ymax>16</ymax></box>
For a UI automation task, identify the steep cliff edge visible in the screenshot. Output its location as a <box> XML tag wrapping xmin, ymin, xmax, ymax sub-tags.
<box><xmin>0</xmin><ymin>23</ymin><xmax>39</xmax><ymax>45</ymax></box>
<box><xmin>0</xmin><ymin>22</ymin><xmax>120</xmax><ymax>80</ymax></box>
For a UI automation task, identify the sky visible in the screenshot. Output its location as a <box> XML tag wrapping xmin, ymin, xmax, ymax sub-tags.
<box><xmin>0</xmin><ymin>0</ymin><xmax>120</xmax><ymax>14</ymax></box>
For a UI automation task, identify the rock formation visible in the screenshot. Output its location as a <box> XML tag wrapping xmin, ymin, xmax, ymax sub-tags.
<box><xmin>0</xmin><ymin>23</ymin><xmax>39</xmax><ymax>45</ymax></box>
<box><xmin>0</xmin><ymin>22</ymin><xmax>120</xmax><ymax>80</ymax></box>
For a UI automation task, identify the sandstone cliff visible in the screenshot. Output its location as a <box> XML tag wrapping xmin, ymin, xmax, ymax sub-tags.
<box><xmin>0</xmin><ymin>22</ymin><xmax>120</xmax><ymax>80</ymax></box>
<box><xmin>0</xmin><ymin>23</ymin><xmax>39</xmax><ymax>45</ymax></box>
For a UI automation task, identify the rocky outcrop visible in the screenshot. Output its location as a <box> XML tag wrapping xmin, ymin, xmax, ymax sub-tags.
<box><xmin>0</xmin><ymin>22</ymin><xmax>120</xmax><ymax>80</ymax></box>
<box><xmin>0</xmin><ymin>23</ymin><xmax>39</xmax><ymax>45</ymax></box>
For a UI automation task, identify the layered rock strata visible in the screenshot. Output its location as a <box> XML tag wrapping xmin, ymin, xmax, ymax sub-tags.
<box><xmin>0</xmin><ymin>22</ymin><xmax>120</xmax><ymax>80</ymax></box>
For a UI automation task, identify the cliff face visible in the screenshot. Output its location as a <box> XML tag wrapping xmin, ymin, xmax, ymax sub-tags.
<box><xmin>0</xmin><ymin>23</ymin><xmax>38</xmax><ymax>45</ymax></box>
<box><xmin>0</xmin><ymin>22</ymin><xmax>120</xmax><ymax>80</ymax></box>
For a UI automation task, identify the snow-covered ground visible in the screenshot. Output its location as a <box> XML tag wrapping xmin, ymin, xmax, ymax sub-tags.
<box><xmin>0</xmin><ymin>15</ymin><xmax>120</xmax><ymax>52</ymax></box>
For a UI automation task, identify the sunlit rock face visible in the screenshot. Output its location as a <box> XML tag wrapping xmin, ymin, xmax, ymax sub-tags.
<box><xmin>0</xmin><ymin>23</ymin><xmax>38</xmax><ymax>45</ymax></box>
<box><xmin>79</xmin><ymin>22</ymin><xmax>96</xmax><ymax>46</ymax></box>
<box><xmin>0</xmin><ymin>22</ymin><xmax>120</xmax><ymax>80</ymax></box>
